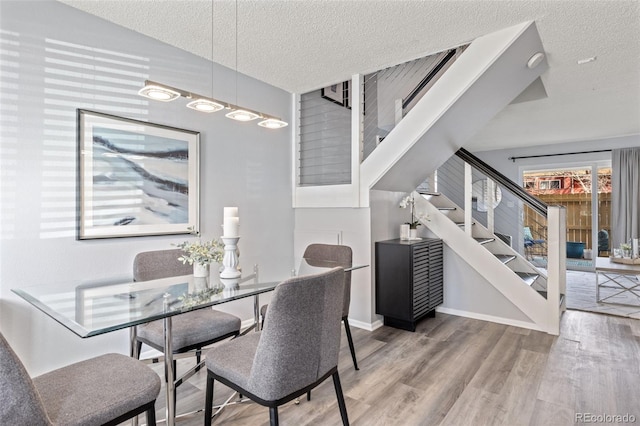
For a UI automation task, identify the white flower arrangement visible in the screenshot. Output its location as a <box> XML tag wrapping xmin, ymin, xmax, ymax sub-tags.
<box><xmin>175</xmin><ymin>227</ymin><xmax>224</xmax><ymax>266</ymax></box>
<box><xmin>176</xmin><ymin>239</ymin><xmax>224</xmax><ymax>266</ymax></box>
<box><xmin>399</xmin><ymin>194</ymin><xmax>429</xmax><ymax>229</ymax></box>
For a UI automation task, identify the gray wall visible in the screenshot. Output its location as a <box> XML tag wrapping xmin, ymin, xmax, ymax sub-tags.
<box><xmin>0</xmin><ymin>0</ymin><xmax>293</xmax><ymax>375</ymax></box>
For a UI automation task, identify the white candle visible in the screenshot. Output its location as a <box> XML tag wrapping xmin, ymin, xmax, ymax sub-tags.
<box><xmin>224</xmin><ymin>207</ymin><xmax>239</xmax><ymax>218</ymax></box>
<box><xmin>223</xmin><ymin>216</ymin><xmax>239</xmax><ymax>237</ymax></box>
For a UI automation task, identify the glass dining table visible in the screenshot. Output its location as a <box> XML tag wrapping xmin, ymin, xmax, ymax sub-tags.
<box><xmin>12</xmin><ymin>260</ymin><xmax>365</xmax><ymax>425</ymax></box>
<box><xmin>12</xmin><ymin>265</ymin><xmax>276</xmax><ymax>426</ymax></box>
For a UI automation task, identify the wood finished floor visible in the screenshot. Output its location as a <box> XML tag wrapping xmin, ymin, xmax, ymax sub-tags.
<box><xmin>135</xmin><ymin>311</ymin><xmax>640</xmax><ymax>425</ymax></box>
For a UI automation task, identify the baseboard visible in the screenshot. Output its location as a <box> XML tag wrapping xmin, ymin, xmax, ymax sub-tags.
<box><xmin>347</xmin><ymin>317</ymin><xmax>383</xmax><ymax>332</ymax></box>
<box><xmin>242</xmin><ymin>317</ymin><xmax>383</xmax><ymax>333</ymax></box>
<box><xmin>435</xmin><ymin>306</ymin><xmax>544</xmax><ymax>332</ymax></box>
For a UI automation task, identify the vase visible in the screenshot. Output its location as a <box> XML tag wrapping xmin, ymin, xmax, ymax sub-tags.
<box><xmin>400</xmin><ymin>224</ymin><xmax>410</xmax><ymax>240</ymax></box>
<box><xmin>409</xmin><ymin>228</ymin><xmax>418</xmax><ymax>240</ymax></box>
<box><xmin>193</xmin><ymin>263</ymin><xmax>209</xmax><ymax>278</ymax></box>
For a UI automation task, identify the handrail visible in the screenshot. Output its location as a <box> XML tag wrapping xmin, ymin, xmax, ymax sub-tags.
<box><xmin>455</xmin><ymin>148</ymin><xmax>548</xmax><ymax>217</ymax></box>
<box><xmin>402</xmin><ymin>49</ymin><xmax>457</xmax><ymax>110</ymax></box>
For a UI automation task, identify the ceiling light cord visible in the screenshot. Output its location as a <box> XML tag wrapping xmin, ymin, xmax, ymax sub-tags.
<box><xmin>211</xmin><ymin>0</ymin><xmax>215</xmax><ymax>98</ymax></box>
<box><xmin>234</xmin><ymin>0</ymin><xmax>238</xmax><ymax>106</ymax></box>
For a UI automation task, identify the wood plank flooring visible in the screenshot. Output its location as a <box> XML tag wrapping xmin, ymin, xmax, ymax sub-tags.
<box><xmin>136</xmin><ymin>310</ymin><xmax>640</xmax><ymax>425</ymax></box>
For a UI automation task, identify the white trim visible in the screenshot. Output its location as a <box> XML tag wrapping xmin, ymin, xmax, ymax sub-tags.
<box><xmin>435</xmin><ymin>306</ymin><xmax>544</xmax><ymax>332</ymax></box>
<box><xmin>348</xmin><ymin>317</ymin><xmax>383</xmax><ymax>332</ymax></box>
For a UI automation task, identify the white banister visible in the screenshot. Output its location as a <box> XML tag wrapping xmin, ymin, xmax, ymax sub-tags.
<box><xmin>487</xmin><ymin>178</ymin><xmax>495</xmax><ymax>234</ymax></box>
<box><xmin>546</xmin><ymin>205</ymin><xmax>566</xmax><ymax>335</ymax></box>
<box><xmin>464</xmin><ymin>162</ymin><xmax>472</xmax><ymax>237</ymax></box>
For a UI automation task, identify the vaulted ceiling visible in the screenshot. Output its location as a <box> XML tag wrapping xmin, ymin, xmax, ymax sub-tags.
<box><xmin>58</xmin><ymin>0</ymin><xmax>640</xmax><ymax>151</ymax></box>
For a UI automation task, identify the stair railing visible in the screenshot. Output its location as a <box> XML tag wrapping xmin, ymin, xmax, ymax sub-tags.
<box><xmin>429</xmin><ymin>149</ymin><xmax>565</xmax><ymax>333</ymax></box>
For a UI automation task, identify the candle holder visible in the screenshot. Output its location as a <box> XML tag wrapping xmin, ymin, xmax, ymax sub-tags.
<box><xmin>220</xmin><ymin>236</ymin><xmax>241</xmax><ymax>278</ymax></box>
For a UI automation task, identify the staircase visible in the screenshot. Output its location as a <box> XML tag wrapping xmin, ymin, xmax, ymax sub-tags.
<box><xmin>412</xmin><ymin>150</ymin><xmax>566</xmax><ymax>335</ymax></box>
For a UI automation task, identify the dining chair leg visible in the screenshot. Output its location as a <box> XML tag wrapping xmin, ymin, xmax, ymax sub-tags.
<box><xmin>136</xmin><ymin>341</ymin><xmax>143</xmax><ymax>359</ymax></box>
<box><xmin>333</xmin><ymin>372</ymin><xmax>349</xmax><ymax>426</ymax></box>
<box><xmin>307</xmin><ymin>390</ymin><xmax>311</xmax><ymax>401</ymax></box>
<box><xmin>343</xmin><ymin>318</ymin><xmax>359</xmax><ymax>370</ymax></box>
<box><xmin>204</xmin><ymin>375</ymin><xmax>215</xmax><ymax>426</ymax></box>
<box><xmin>269</xmin><ymin>406</ymin><xmax>279</xmax><ymax>426</ymax></box>
<box><xmin>146</xmin><ymin>404</ymin><xmax>157</xmax><ymax>426</ymax></box>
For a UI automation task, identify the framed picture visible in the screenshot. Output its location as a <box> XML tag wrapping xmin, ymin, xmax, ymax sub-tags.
<box><xmin>77</xmin><ymin>109</ymin><xmax>200</xmax><ymax>239</ymax></box>
<box><xmin>321</xmin><ymin>81</ymin><xmax>350</xmax><ymax>108</ymax></box>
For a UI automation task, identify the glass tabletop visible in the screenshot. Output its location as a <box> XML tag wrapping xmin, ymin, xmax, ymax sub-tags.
<box><xmin>12</xmin><ymin>259</ymin><xmax>367</xmax><ymax>339</ymax></box>
<box><xmin>12</xmin><ymin>274</ymin><xmax>278</xmax><ymax>338</ymax></box>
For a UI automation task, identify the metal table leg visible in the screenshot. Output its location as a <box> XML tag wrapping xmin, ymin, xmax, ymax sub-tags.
<box><xmin>163</xmin><ymin>295</ymin><xmax>176</xmax><ymax>426</ymax></box>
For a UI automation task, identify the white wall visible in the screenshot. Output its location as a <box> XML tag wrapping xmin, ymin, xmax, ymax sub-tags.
<box><xmin>0</xmin><ymin>0</ymin><xmax>293</xmax><ymax>375</ymax></box>
<box><xmin>293</xmin><ymin>207</ymin><xmax>373</xmax><ymax>327</ymax></box>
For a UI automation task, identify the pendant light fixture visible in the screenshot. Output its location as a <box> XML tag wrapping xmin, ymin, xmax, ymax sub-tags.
<box><xmin>225</xmin><ymin>0</ymin><xmax>258</xmax><ymax>122</ymax></box>
<box><xmin>138</xmin><ymin>0</ymin><xmax>287</xmax><ymax>129</ymax></box>
<box><xmin>138</xmin><ymin>83</ymin><xmax>180</xmax><ymax>101</ymax></box>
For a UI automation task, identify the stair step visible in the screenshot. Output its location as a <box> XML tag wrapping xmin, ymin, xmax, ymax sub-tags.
<box><xmin>437</xmin><ymin>207</ymin><xmax>456</xmax><ymax>211</ymax></box>
<box><xmin>515</xmin><ymin>272</ymin><xmax>539</xmax><ymax>286</ymax></box>
<box><xmin>494</xmin><ymin>254</ymin><xmax>516</xmax><ymax>264</ymax></box>
<box><xmin>536</xmin><ymin>291</ymin><xmax>566</xmax><ymax>307</ymax></box>
<box><xmin>474</xmin><ymin>237</ymin><xmax>495</xmax><ymax>245</ymax></box>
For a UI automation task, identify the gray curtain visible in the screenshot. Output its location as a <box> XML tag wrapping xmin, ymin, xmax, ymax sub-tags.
<box><xmin>611</xmin><ymin>147</ymin><xmax>640</xmax><ymax>248</ymax></box>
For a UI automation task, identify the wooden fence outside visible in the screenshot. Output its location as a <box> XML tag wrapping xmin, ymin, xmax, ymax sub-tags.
<box><xmin>524</xmin><ymin>192</ymin><xmax>611</xmax><ymax>253</ymax></box>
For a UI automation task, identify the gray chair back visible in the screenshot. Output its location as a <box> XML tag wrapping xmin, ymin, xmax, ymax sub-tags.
<box><xmin>133</xmin><ymin>249</ymin><xmax>192</xmax><ymax>281</ymax></box>
<box><xmin>248</xmin><ymin>267</ymin><xmax>344</xmax><ymax>401</ymax></box>
<box><xmin>0</xmin><ymin>333</ymin><xmax>52</xmax><ymax>425</ymax></box>
<box><xmin>303</xmin><ymin>244</ymin><xmax>352</xmax><ymax>318</ymax></box>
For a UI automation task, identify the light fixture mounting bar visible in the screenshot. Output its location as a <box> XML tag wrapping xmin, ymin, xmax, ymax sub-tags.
<box><xmin>140</xmin><ymin>79</ymin><xmax>285</xmax><ymax>126</ymax></box>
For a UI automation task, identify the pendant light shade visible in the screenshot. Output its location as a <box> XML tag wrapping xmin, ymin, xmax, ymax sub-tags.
<box><xmin>186</xmin><ymin>98</ymin><xmax>225</xmax><ymax>113</ymax></box>
<box><xmin>138</xmin><ymin>83</ymin><xmax>181</xmax><ymax>102</ymax></box>
<box><xmin>258</xmin><ymin>118</ymin><xmax>288</xmax><ymax>129</ymax></box>
<box><xmin>225</xmin><ymin>109</ymin><xmax>260</xmax><ymax>121</ymax></box>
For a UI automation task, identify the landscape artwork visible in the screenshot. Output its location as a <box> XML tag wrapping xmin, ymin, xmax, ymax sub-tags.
<box><xmin>78</xmin><ymin>110</ymin><xmax>199</xmax><ymax>239</ymax></box>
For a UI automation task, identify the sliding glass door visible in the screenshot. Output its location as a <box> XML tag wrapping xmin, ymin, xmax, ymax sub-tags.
<box><xmin>523</xmin><ymin>162</ymin><xmax>611</xmax><ymax>270</ymax></box>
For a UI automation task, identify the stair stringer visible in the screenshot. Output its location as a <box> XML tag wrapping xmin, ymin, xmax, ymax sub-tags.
<box><xmin>423</xmin><ymin>192</ymin><xmax>548</xmax><ymax>292</ymax></box>
<box><xmin>360</xmin><ymin>21</ymin><xmax>547</xmax><ymax>200</ymax></box>
<box><xmin>414</xmin><ymin>192</ymin><xmax>555</xmax><ymax>333</ymax></box>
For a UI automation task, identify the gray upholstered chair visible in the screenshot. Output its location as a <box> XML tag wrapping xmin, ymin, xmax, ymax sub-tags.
<box><xmin>0</xmin><ymin>332</ymin><xmax>160</xmax><ymax>426</ymax></box>
<box><xmin>204</xmin><ymin>267</ymin><xmax>349</xmax><ymax>426</ymax></box>
<box><xmin>132</xmin><ymin>249</ymin><xmax>241</xmax><ymax>409</ymax></box>
<box><xmin>260</xmin><ymin>243</ymin><xmax>358</xmax><ymax>370</ymax></box>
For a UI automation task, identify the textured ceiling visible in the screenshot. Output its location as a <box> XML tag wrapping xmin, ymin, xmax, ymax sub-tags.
<box><xmin>57</xmin><ymin>0</ymin><xmax>640</xmax><ymax>151</ymax></box>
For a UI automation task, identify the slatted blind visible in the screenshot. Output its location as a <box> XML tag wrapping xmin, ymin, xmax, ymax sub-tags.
<box><xmin>298</xmin><ymin>83</ymin><xmax>351</xmax><ymax>186</ymax></box>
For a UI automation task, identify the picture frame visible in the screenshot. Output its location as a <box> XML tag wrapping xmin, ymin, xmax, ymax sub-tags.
<box><xmin>321</xmin><ymin>81</ymin><xmax>350</xmax><ymax>108</ymax></box>
<box><xmin>77</xmin><ymin>109</ymin><xmax>200</xmax><ymax>239</ymax></box>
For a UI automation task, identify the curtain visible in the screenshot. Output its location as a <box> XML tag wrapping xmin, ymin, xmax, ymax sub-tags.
<box><xmin>611</xmin><ymin>147</ymin><xmax>640</xmax><ymax>248</ymax></box>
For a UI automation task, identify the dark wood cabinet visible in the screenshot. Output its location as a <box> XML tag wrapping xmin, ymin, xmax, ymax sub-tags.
<box><xmin>375</xmin><ymin>238</ymin><xmax>443</xmax><ymax>331</ymax></box>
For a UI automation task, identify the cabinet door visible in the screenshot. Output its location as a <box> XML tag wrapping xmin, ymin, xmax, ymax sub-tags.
<box><xmin>428</xmin><ymin>241</ymin><xmax>444</xmax><ymax>309</ymax></box>
<box><xmin>412</xmin><ymin>242</ymin><xmax>432</xmax><ymax>319</ymax></box>
<box><xmin>375</xmin><ymin>243</ymin><xmax>411</xmax><ymax>321</ymax></box>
